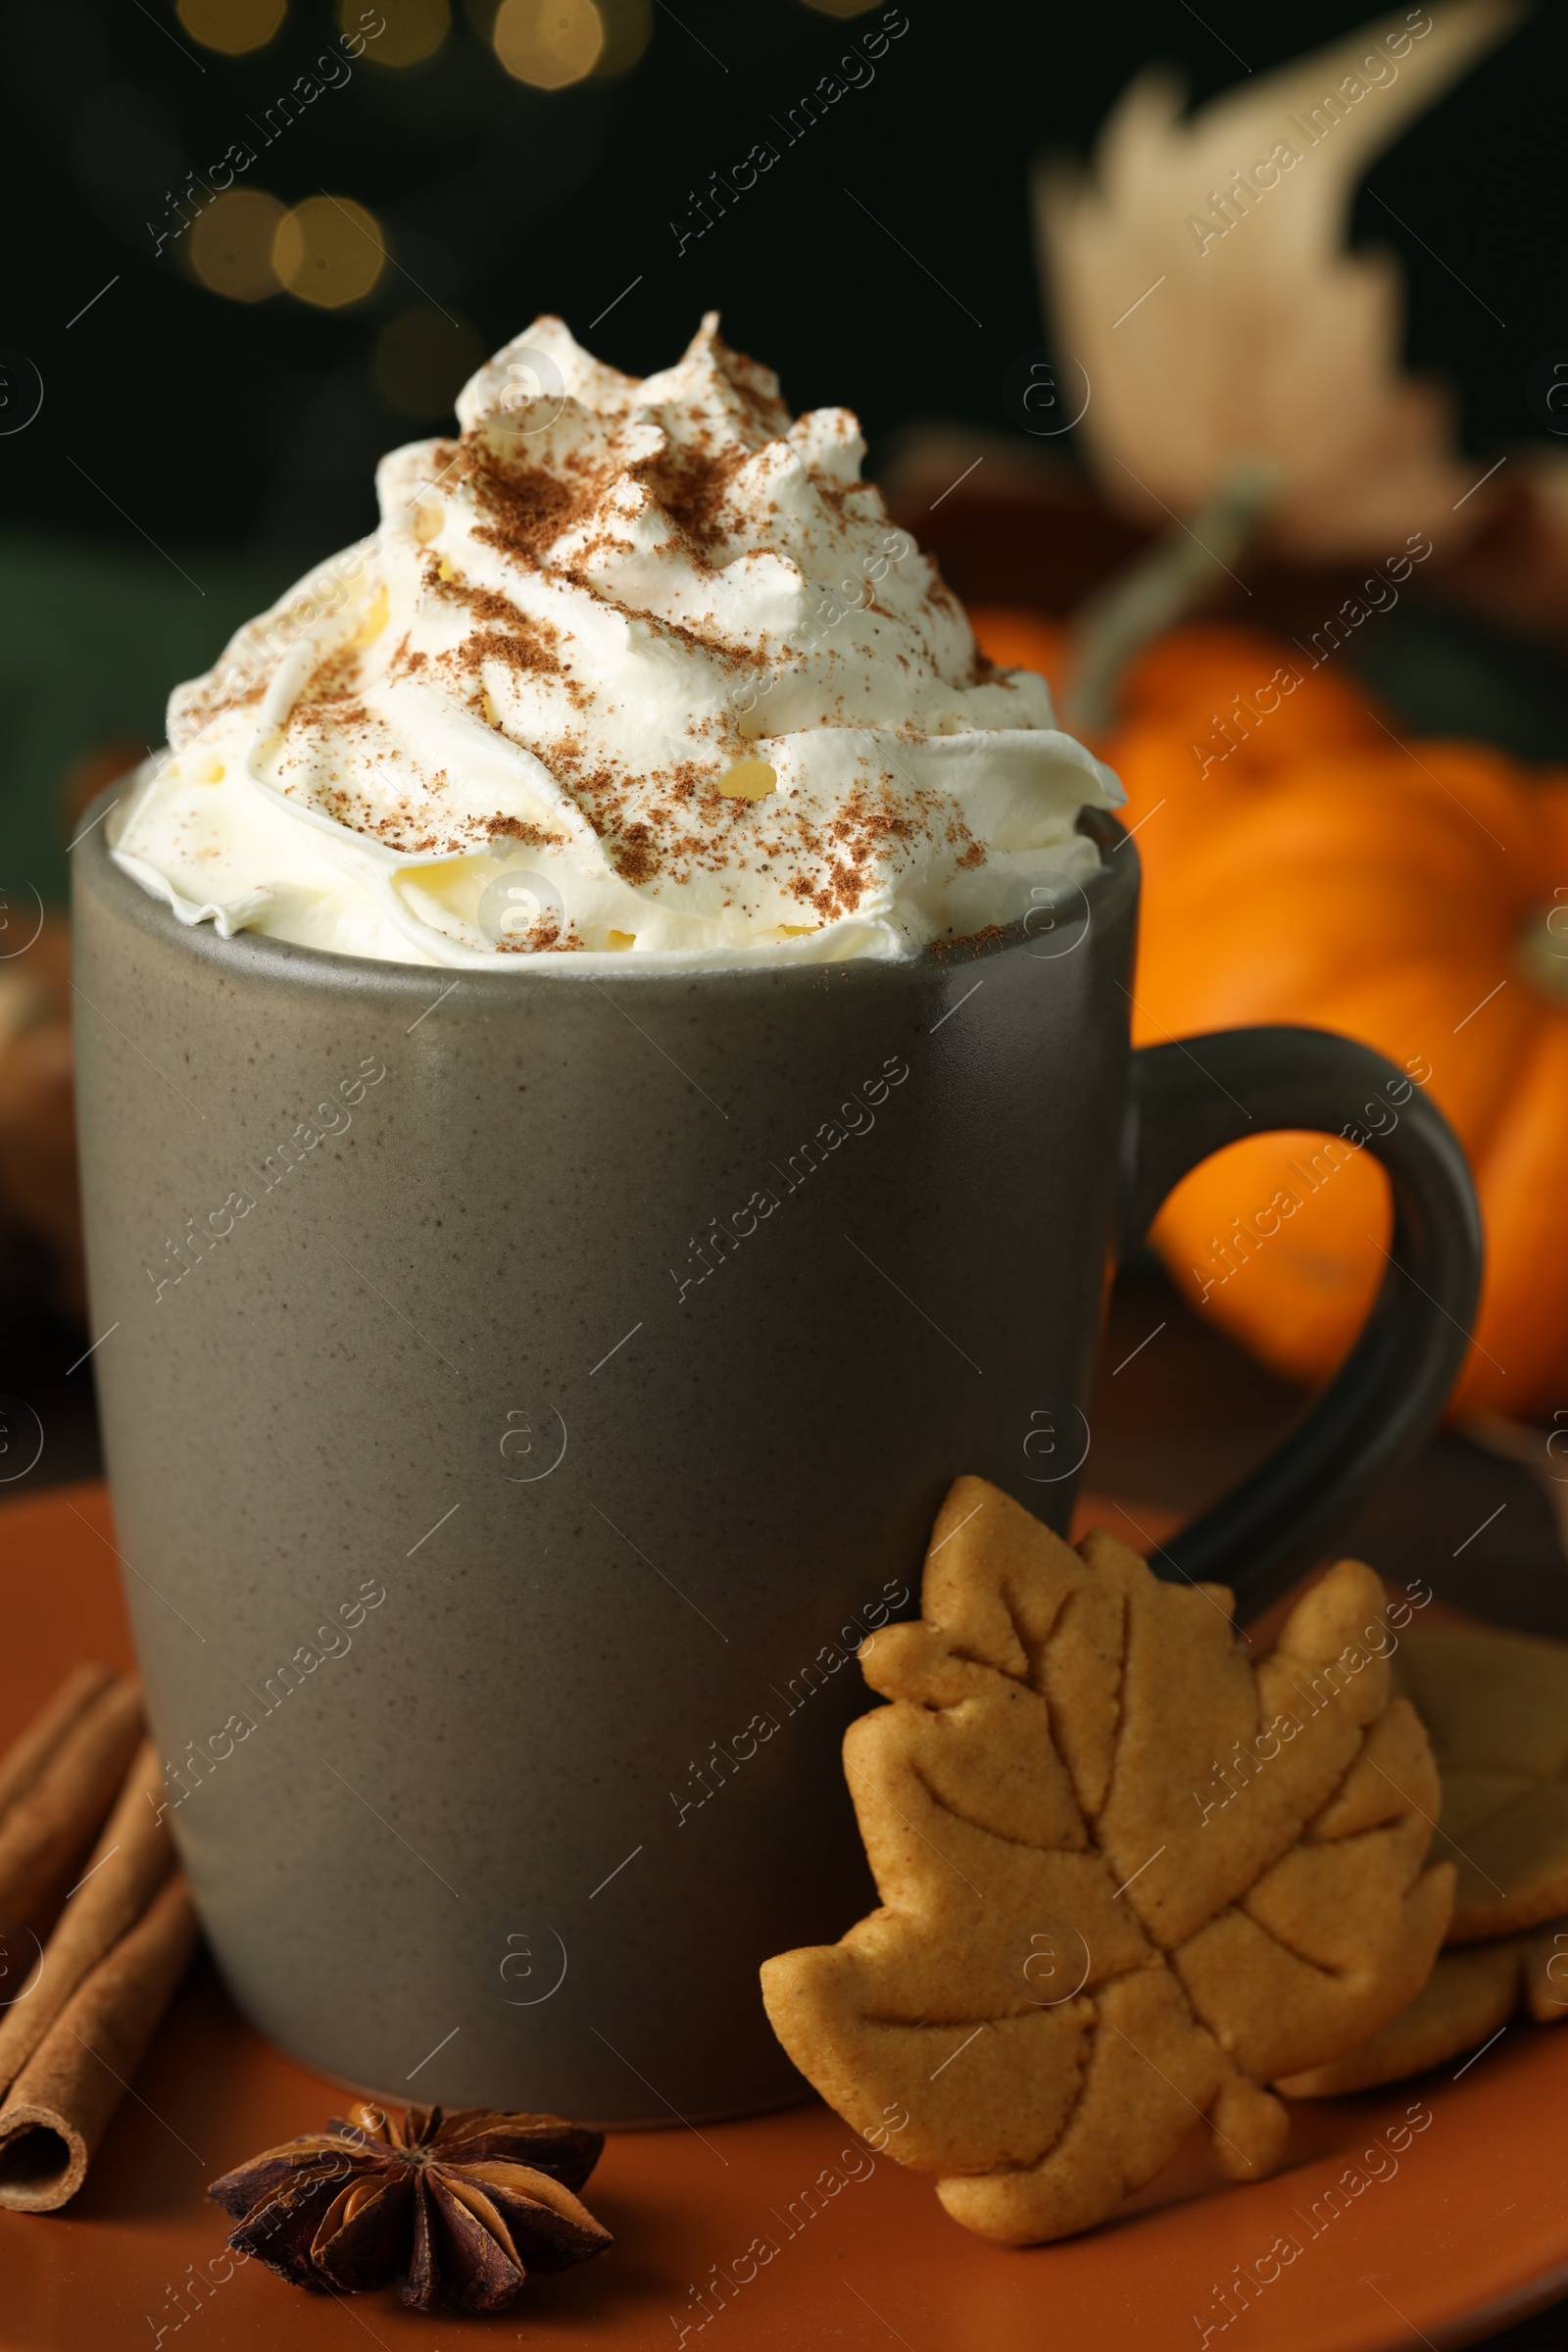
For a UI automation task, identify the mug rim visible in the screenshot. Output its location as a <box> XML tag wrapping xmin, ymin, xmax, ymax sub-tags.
<box><xmin>73</xmin><ymin>788</ymin><xmax>1134</xmax><ymax>1000</ymax></box>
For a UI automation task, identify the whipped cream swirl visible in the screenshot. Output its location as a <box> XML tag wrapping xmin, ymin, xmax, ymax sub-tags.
<box><xmin>113</xmin><ymin>316</ymin><xmax>1122</xmax><ymax>968</ymax></box>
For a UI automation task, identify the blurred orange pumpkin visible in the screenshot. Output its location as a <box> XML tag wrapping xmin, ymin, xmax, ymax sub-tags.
<box><xmin>973</xmin><ymin>609</ymin><xmax>1568</xmax><ymax>1418</ymax></box>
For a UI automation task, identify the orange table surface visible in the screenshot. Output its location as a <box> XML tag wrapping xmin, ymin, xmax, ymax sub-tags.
<box><xmin>1</xmin><ymin>1480</ymin><xmax>1565</xmax><ymax>2352</ymax></box>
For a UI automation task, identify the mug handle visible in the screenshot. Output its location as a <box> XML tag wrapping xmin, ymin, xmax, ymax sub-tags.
<box><xmin>1116</xmin><ymin>1025</ymin><xmax>1483</xmax><ymax>1614</ymax></box>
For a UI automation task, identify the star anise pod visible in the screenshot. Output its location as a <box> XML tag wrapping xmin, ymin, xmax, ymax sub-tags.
<box><xmin>210</xmin><ymin>2103</ymin><xmax>611</xmax><ymax>2312</ymax></box>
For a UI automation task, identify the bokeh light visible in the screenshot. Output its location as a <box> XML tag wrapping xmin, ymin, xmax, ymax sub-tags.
<box><xmin>493</xmin><ymin>0</ymin><xmax>604</xmax><ymax>89</ymax></box>
<box><xmin>176</xmin><ymin>0</ymin><xmax>287</xmax><ymax>53</ymax></box>
<box><xmin>188</xmin><ymin>189</ymin><xmax>287</xmax><ymax>303</ymax></box>
<box><xmin>340</xmin><ymin>0</ymin><xmax>451</xmax><ymax>66</ymax></box>
<box><xmin>272</xmin><ymin>196</ymin><xmax>386</xmax><ymax>309</ymax></box>
<box><xmin>374</xmin><ymin>309</ymin><xmax>486</xmax><ymax>418</ymax></box>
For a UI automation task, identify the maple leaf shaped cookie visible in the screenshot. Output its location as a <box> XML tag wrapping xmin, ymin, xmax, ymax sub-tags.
<box><xmin>1280</xmin><ymin>1918</ymin><xmax>1568</xmax><ymax>2097</ymax></box>
<box><xmin>1388</xmin><ymin>1621</ymin><xmax>1568</xmax><ymax>1940</ymax></box>
<box><xmin>760</xmin><ymin>1478</ymin><xmax>1454</xmax><ymax>2245</ymax></box>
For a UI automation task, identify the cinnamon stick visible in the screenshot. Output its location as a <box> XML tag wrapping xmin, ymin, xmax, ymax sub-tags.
<box><xmin>0</xmin><ymin>1740</ymin><xmax>173</xmax><ymax>2096</ymax></box>
<box><xmin>0</xmin><ymin>1665</ymin><xmax>115</xmax><ymax>1823</ymax></box>
<box><xmin>0</xmin><ymin>1873</ymin><xmax>198</xmax><ymax>2210</ymax></box>
<box><xmin>0</xmin><ymin>1677</ymin><xmax>143</xmax><ymax>1939</ymax></box>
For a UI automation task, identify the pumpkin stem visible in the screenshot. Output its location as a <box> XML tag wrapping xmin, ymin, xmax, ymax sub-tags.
<box><xmin>1058</xmin><ymin>458</ymin><xmax>1277</xmax><ymax>733</ymax></box>
<box><xmin>1517</xmin><ymin>907</ymin><xmax>1568</xmax><ymax>1004</ymax></box>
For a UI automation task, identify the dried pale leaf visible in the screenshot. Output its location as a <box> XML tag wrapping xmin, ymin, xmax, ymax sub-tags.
<box><xmin>1035</xmin><ymin>2</ymin><xmax>1522</xmax><ymax>556</ymax></box>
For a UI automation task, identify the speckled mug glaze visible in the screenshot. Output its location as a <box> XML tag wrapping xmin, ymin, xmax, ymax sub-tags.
<box><xmin>72</xmin><ymin>804</ymin><xmax>1478</xmax><ymax>2121</ymax></box>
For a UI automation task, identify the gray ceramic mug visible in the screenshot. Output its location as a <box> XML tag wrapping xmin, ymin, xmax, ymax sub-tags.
<box><xmin>71</xmin><ymin>805</ymin><xmax>1480</xmax><ymax>2122</ymax></box>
